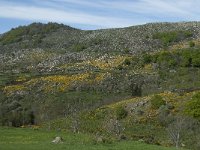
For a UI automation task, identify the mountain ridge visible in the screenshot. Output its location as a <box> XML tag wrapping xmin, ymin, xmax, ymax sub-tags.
<box><xmin>1</xmin><ymin>21</ymin><xmax>199</xmax><ymax>54</ymax></box>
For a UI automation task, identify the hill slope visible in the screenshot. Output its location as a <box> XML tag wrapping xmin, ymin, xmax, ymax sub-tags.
<box><xmin>1</xmin><ymin>22</ymin><xmax>200</xmax><ymax>149</ymax></box>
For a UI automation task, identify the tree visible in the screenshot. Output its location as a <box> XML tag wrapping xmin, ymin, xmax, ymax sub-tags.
<box><xmin>70</xmin><ymin>108</ymin><xmax>80</xmax><ymax>133</ymax></box>
<box><xmin>167</xmin><ymin>116</ymin><xmax>187</xmax><ymax>149</ymax></box>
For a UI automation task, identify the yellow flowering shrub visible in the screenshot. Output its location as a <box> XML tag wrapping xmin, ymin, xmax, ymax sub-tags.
<box><xmin>60</xmin><ymin>55</ymin><xmax>128</xmax><ymax>71</ymax></box>
<box><xmin>4</xmin><ymin>72</ymin><xmax>109</xmax><ymax>94</ymax></box>
<box><xmin>4</xmin><ymin>85</ymin><xmax>27</xmax><ymax>94</ymax></box>
<box><xmin>89</xmin><ymin>56</ymin><xmax>126</xmax><ymax>70</ymax></box>
<box><xmin>16</xmin><ymin>76</ymin><xmax>27</xmax><ymax>82</ymax></box>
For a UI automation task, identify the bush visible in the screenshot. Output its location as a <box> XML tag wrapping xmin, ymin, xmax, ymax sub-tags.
<box><xmin>192</xmin><ymin>53</ymin><xmax>200</xmax><ymax>67</ymax></box>
<box><xmin>181</xmin><ymin>50</ymin><xmax>192</xmax><ymax>67</ymax></box>
<box><xmin>189</xmin><ymin>41</ymin><xmax>195</xmax><ymax>47</ymax></box>
<box><xmin>124</xmin><ymin>48</ymin><xmax>130</xmax><ymax>54</ymax></box>
<box><xmin>142</xmin><ymin>53</ymin><xmax>152</xmax><ymax>64</ymax></box>
<box><xmin>150</xmin><ymin>95</ymin><xmax>165</xmax><ymax>109</ymax></box>
<box><xmin>154</xmin><ymin>51</ymin><xmax>177</xmax><ymax>67</ymax></box>
<box><xmin>150</xmin><ymin>49</ymin><xmax>200</xmax><ymax>68</ymax></box>
<box><xmin>73</xmin><ymin>43</ymin><xmax>87</xmax><ymax>52</ymax></box>
<box><xmin>157</xmin><ymin>105</ymin><xmax>170</xmax><ymax>126</ymax></box>
<box><xmin>153</xmin><ymin>30</ymin><xmax>193</xmax><ymax>46</ymax></box>
<box><xmin>185</xmin><ymin>92</ymin><xmax>200</xmax><ymax>120</ymax></box>
<box><xmin>123</xmin><ymin>58</ymin><xmax>131</xmax><ymax>66</ymax></box>
<box><xmin>116</xmin><ymin>106</ymin><xmax>128</xmax><ymax>119</ymax></box>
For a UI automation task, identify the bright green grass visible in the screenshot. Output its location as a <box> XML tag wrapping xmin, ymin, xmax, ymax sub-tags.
<box><xmin>0</xmin><ymin>127</ymin><xmax>177</xmax><ymax>150</ymax></box>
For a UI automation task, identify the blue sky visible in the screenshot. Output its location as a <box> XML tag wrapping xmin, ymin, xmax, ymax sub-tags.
<box><xmin>0</xmin><ymin>0</ymin><xmax>200</xmax><ymax>33</ymax></box>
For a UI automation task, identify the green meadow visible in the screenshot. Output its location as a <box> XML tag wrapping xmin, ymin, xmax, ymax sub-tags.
<box><xmin>0</xmin><ymin>127</ymin><xmax>177</xmax><ymax>150</ymax></box>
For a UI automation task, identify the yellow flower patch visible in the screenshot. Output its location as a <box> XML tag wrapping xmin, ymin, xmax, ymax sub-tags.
<box><xmin>3</xmin><ymin>72</ymin><xmax>109</xmax><ymax>94</ymax></box>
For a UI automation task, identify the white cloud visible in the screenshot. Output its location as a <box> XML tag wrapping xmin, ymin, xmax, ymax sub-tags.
<box><xmin>45</xmin><ymin>0</ymin><xmax>196</xmax><ymax>16</ymax></box>
<box><xmin>0</xmin><ymin>0</ymin><xmax>200</xmax><ymax>29</ymax></box>
<box><xmin>97</xmin><ymin>0</ymin><xmax>196</xmax><ymax>19</ymax></box>
<box><xmin>0</xmin><ymin>3</ymin><xmax>142</xmax><ymax>28</ymax></box>
<box><xmin>47</xmin><ymin>0</ymin><xmax>104</xmax><ymax>8</ymax></box>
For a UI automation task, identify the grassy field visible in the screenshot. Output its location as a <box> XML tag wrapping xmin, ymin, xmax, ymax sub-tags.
<box><xmin>0</xmin><ymin>127</ymin><xmax>178</xmax><ymax>150</ymax></box>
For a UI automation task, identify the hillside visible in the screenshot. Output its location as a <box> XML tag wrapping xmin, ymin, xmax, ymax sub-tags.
<box><xmin>0</xmin><ymin>22</ymin><xmax>200</xmax><ymax>149</ymax></box>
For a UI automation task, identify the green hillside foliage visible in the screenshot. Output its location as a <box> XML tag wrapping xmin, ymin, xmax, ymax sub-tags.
<box><xmin>153</xmin><ymin>30</ymin><xmax>193</xmax><ymax>46</ymax></box>
<box><xmin>0</xmin><ymin>23</ymin><xmax>65</xmax><ymax>45</ymax></box>
<box><xmin>185</xmin><ymin>92</ymin><xmax>200</xmax><ymax>120</ymax></box>
<box><xmin>142</xmin><ymin>48</ymin><xmax>200</xmax><ymax>68</ymax></box>
<box><xmin>150</xmin><ymin>95</ymin><xmax>166</xmax><ymax>109</ymax></box>
<box><xmin>115</xmin><ymin>106</ymin><xmax>128</xmax><ymax>119</ymax></box>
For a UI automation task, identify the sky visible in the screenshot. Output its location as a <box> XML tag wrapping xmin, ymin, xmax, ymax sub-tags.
<box><xmin>0</xmin><ymin>0</ymin><xmax>200</xmax><ymax>33</ymax></box>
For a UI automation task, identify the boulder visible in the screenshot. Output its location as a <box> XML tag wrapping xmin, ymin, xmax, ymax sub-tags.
<box><xmin>52</xmin><ymin>137</ymin><xmax>63</xmax><ymax>144</ymax></box>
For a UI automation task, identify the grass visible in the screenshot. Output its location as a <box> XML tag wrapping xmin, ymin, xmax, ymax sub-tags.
<box><xmin>0</xmin><ymin>127</ymin><xmax>177</xmax><ymax>150</ymax></box>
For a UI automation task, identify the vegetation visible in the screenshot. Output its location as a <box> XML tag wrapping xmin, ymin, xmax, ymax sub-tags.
<box><xmin>0</xmin><ymin>127</ymin><xmax>177</xmax><ymax>150</ymax></box>
<box><xmin>153</xmin><ymin>30</ymin><xmax>193</xmax><ymax>46</ymax></box>
<box><xmin>141</xmin><ymin>48</ymin><xmax>200</xmax><ymax>68</ymax></box>
<box><xmin>189</xmin><ymin>41</ymin><xmax>195</xmax><ymax>47</ymax></box>
<box><xmin>72</xmin><ymin>43</ymin><xmax>87</xmax><ymax>52</ymax></box>
<box><xmin>1</xmin><ymin>22</ymin><xmax>200</xmax><ymax>149</ymax></box>
<box><xmin>185</xmin><ymin>92</ymin><xmax>200</xmax><ymax>120</ymax></box>
<box><xmin>0</xmin><ymin>23</ymin><xmax>64</xmax><ymax>45</ymax></box>
<box><xmin>115</xmin><ymin>106</ymin><xmax>128</xmax><ymax>119</ymax></box>
<box><xmin>150</xmin><ymin>95</ymin><xmax>165</xmax><ymax>109</ymax></box>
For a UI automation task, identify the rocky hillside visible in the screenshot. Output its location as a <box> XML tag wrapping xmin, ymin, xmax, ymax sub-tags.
<box><xmin>0</xmin><ymin>22</ymin><xmax>200</xmax><ymax>149</ymax></box>
<box><xmin>1</xmin><ymin>22</ymin><xmax>200</xmax><ymax>52</ymax></box>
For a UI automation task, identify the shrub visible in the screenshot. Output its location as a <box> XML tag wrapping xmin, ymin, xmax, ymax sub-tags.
<box><xmin>153</xmin><ymin>30</ymin><xmax>193</xmax><ymax>46</ymax></box>
<box><xmin>116</xmin><ymin>106</ymin><xmax>128</xmax><ymax>119</ymax></box>
<box><xmin>124</xmin><ymin>48</ymin><xmax>130</xmax><ymax>54</ymax></box>
<box><xmin>92</xmin><ymin>37</ymin><xmax>103</xmax><ymax>45</ymax></box>
<box><xmin>142</xmin><ymin>53</ymin><xmax>152</xmax><ymax>64</ymax></box>
<box><xmin>189</xmin><ymin>41</ymin><xmax>195</xmax><ymax>47</ymax></box>
<box><xmin>117</xmin><ymin>65</ymin><xmax>123</xmax><ymax>70</ymax></box>
<box><xmin>73</xmin><ymin>44</ymin><xmax>87</xmax><ymax>52</ymax></box>
<box><xmin>181</xmin><ymin>50</ymin><xmax>192</xmax><ymax>67</ymax></box>
<box><xmin>192</xmin><ymin>53</ymin><xmax>200</xmax><ymax>67</ymax></box>
<box><xmin>150</xmin><ymin>95</ymin><xmax>165</xmax><ymax>109</ymax></box>
<box><xmin>157</xmin><ymin>105</ymin><xmax>170</xmax><ymax>126</ymax></box>
<box><xmin>185</xmin><ymin>92</ymin><xmax>200</xmax><ymax>120</ymax></box>
<box><xmin>123</xmin><ymin>58</ymin><xmax>131</xmax><ymax>66</ymax></box>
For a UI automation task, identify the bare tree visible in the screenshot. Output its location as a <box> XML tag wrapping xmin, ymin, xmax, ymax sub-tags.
<box><xmin>70</xmin><ymin>107</ymin><xmax>80</xmax><ymax>133</ymax></box>
<box><xmin>167</xmin><ymin>116</ymin><xmax>186</xmax><ymax>149</ymax></box>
